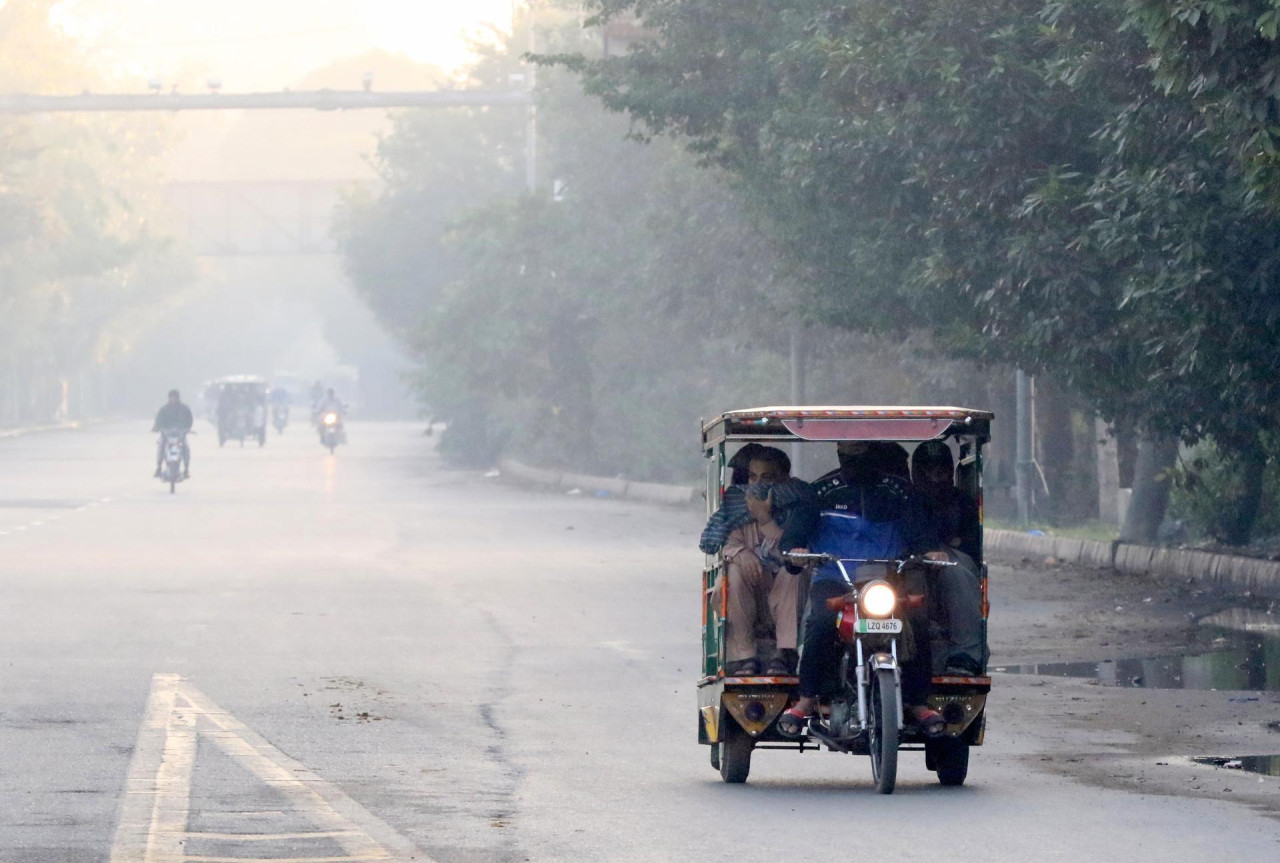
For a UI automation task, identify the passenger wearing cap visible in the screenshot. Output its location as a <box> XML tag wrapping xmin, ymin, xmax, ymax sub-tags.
<box><xmin>911</xmin><ymin>441</ymin><xmax>987</xmax><ymax>676</ymax></box>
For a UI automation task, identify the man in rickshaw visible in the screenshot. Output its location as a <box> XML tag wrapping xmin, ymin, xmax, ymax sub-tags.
<box><xmin>911</xmin><ymin>441</ymin><xmax>987</xmax><ymax>675</ymax></box>
<box><xmin>704</xmin><ymin>446</ymin><xmax>817</xmax><ymax>676</ymax></box>
<box><xmin>911</xmin><ymin>441</ymin><xmax>981</xmax><ymax>560</ymax></box>
<box><xmin>778</xmin><ymin>441</ymin><xmax>945</xmax><ymax>737</ymax></box>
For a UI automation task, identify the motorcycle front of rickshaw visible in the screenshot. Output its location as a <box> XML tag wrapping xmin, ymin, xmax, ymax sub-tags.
<box><xmin>696</xmin><ymin>406</ymin><xmax>993</xmax><ymax>792</ymax></box>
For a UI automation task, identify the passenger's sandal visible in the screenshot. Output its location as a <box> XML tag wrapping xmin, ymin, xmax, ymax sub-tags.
<box><xmin>910</xmin><ymin>705</ymin><xmax>946</xmax><ymax>737</ymax></box>
<box><xmin>776</xmin><ymin>707</ymin><xmax>810</xmax><ymax>738</ymax></box>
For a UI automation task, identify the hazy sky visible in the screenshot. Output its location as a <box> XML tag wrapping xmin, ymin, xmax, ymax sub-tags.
<box><xmin>54</xmin><ymin>0</ymin><xmax>515</xmax><ymax>90</ymax></box>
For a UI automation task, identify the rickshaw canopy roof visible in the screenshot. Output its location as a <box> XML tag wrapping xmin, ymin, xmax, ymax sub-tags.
<box><xmin>702</xmin><ymin>405</ymin><xmax>992</xmax><ymax>448</ymax></box>
<box><xmin>216</xmin><ymin>375</ymin><xmax>267</xmax><ymax>389</ymax></box>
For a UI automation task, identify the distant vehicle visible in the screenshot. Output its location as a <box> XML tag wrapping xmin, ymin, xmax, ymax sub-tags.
<box><xmin>318</xmin><ymin>408</ymin><xmax>346</xmax><ymax>454</ymax></box>
<box><xmin>158</xmin><ymin>429</ymin><xmax>188</xmax><ymax>494</ymax></box>
<box><xmin>269</xmin><ymin>385</ymin><xmax>290</xmax><ymax>435</ymax></box>
<box><xmin>214</xmin><ymin>376</ymin><xmax>268</xmax><ymax>447</ymax></box>
<box><xmin>698</xmin><ymin>405</ymin><xmax>994</xmax><ymax>791</ymax></box>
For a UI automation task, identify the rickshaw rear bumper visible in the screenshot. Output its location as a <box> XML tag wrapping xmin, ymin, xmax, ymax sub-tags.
<box><xmin>698</xmin><ymin>676</ymin><xmax>797</xmax><ymax>743</ymax></box>
<box><xmin>924</xmin><ymin>675</ymin><xmax>990</xmax><ymax>744</ymax></box>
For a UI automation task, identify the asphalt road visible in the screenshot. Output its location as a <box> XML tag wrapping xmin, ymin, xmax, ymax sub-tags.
<box><xmin>1</xmin><ymin>422</ymin><xmax>1276</xmax><ymax>862</ymax></box>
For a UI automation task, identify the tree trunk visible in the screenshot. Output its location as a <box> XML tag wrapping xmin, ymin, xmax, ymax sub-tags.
<box><xmin>1119</xmin><ymin>434</ymin><xmax>1178</xmax><ymax>544</ymax></box>
<box><xmin>1036</xmin><ymin>379</ymin><xmax>1075</xmax><ymax>523</ymax></box>
<box><xmin>1095</xmin><ymin>417</ymin><xmax>1121</xmax><ymax>525</ymax></box>
<box><xmin>1223</xmin><ymin>440</ymin><xmax>1268</xmax><ymax>546</ymax></box>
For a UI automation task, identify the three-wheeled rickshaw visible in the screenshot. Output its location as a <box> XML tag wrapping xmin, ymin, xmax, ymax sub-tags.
<box><xmin>213</xmin><ymin>375</ymin><xmax>269</xmax><ymax>447</ymax></box>
<box><xmin>698</xmin><ymin>406</ymin><xmax>993</xmax><ymax>792</ymax></box>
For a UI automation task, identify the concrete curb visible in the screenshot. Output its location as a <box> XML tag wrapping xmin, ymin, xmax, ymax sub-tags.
<box><xmin>498</xmin><ymin>458</ymin><xmax>698</xmax><ymax>506</ymax></box>
<box><xmin>985</xmin><ymin>529</ymin><xmax>1280</xmax><ymax>598</ymax></box>
<box><xmin>0</xmin><ymin>420</ymin><xmax>90</xmax><ymax>440</ymax></box>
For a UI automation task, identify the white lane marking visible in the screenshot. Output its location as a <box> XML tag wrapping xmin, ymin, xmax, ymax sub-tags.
<box><xmin>184</xmin><ymin>857</ymin><xmax>389</xmax><ymax>862</ymax></box>
<box><xmin>600</xmin><ymin>640</ymin><xmax>647</xmax><ymax>660</ymax></box>
<box><xmin>110</xmin><ymin>673</ymin><xmax>188</xmax><ymax>862</ymax></box>
<box><xmin>184</xmin><ymin>830</ymin><xmax>360</xmax><ymax>841</ymax></box>
<box><xmin>109</xmin><ymin>674</ymin><xmax>431</xmax><ymax>863</ymax></box>
<box><xmin>185</xmin><ymin>857</ymin><xmax>389</xmax><ymax>862</ymax></box>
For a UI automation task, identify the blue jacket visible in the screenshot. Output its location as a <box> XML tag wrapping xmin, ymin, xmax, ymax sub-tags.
<box><xmin>810</xmin><ymin>510</ymin><xmax>910</xmax><ymax>586</ymax></box>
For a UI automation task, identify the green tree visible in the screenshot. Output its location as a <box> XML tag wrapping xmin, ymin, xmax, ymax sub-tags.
<box><xmin>1124</xmin><ymin>0</ymin><xmax>1280</xmax><ymax>208</ymax></box>
<box><xmin>549</xmin><ymin>0</ymin><xmax>1280</xmax><ymax>540</ymax></box>
<box><xmin>0</xmin><ymin>0</ymin><xmax>192</xmax><ymax>424</ymax></box>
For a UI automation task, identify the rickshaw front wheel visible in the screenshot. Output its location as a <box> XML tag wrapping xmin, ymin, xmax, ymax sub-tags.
<box><xmin>717</xmin><ymin>717</ymin><xmax>753</xmax><ymax>784</ymax></box>
<box><xmin>869</xmin><ymin>668</ymin><xmax>899</xmax><ymax>794</ymax></box>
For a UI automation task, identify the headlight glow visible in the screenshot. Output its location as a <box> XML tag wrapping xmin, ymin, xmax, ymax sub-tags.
<box><xmin>323</xmin><ymin>413</ymin><xmax>338</xmax><ymax>425</ymax></box>
<box><xmin>859</xmin><ymin>581</ymin><xmax>896</xmax><ymax>618</ymax></box>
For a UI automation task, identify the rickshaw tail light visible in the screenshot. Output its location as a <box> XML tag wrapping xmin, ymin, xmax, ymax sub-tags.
<box><xmin>859</xmin><ymin>582</ymin><xmax>896</xmax><ymax>617</ymax></box>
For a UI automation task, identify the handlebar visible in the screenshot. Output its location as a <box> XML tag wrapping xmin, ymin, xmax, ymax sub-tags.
<box><xmin>782</xmin><ymin>552</ymin><xmax>956</xmax><ymax>568</ymax></box>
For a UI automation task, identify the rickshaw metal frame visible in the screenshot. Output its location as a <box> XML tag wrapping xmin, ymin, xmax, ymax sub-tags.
<box><xmin>697</xmin><ymin>406</ymin><xmax>993</xmax><ymax>780</ymax></box>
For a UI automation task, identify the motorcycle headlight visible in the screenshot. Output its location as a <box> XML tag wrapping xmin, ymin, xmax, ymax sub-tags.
<box><xmin>859</xmin><ymin>581</ymin><xmax>896</xmax><ymax>618</ymax></box>
<box><xmin>323</xmin><ymin>413</ymin><xmax>338</xmax><ymax>425</ymax></box>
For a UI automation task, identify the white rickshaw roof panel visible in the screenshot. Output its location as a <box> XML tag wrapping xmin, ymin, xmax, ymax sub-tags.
<box><xmin>703</xmin><ymin>405</ymin><xmax>993</xmax><ymax>446</ymax></box>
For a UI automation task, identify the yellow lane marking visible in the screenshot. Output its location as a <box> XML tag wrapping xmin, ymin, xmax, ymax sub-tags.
<box><xmin>109</xmin><ymin>674</ymin><xmax>432</xmax><ymax>863</ymax></box>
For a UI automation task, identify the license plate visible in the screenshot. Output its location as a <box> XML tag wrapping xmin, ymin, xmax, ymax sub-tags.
<box><xmin>855</xmin><ymin>618</ymin><xmax>902</xmax><ymax>634</ymax></box>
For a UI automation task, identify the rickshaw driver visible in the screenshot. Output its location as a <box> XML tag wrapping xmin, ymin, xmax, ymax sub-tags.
<box><xmin>778</xmin><ymin>441</ymin><xmax>945</xmax><ymax>738</ymax></box>
<box><xmin>716</xmin><ymin>447</ymin><xmax>814</xmax><ymax>676</ymax></box>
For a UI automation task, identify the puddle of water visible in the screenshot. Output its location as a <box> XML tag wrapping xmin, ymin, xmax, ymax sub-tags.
<box><xmin>1192</xmin><ymin>755</ymin><xmax>1280</xmax><ymax>777</ymax></box>
<box><xmin>995</xmin><ymin>623</ymin><xmax>1280</xmax><ymax>692</ymax></box>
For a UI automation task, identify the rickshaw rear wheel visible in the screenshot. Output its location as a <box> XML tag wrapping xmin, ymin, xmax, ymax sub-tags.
<box><xmin>869</xmin><ymin>668</ymin><xmax>898</xmax><ymax>794</ymax></box>
<box><xmin>717</xmin><ymin>717</ymin><xmax>753</xmax><ymax>784</ymax></box>
<box><xmin>928</xmin><ymin>737</ymin><xmax>969</xmax><ymax>786</ymax></box>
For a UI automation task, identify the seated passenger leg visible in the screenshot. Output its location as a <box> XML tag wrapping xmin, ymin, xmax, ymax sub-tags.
<box><xmin>765</xmin><ymin>567</ymin><xmax>801</xmax><ymax>673</ymax></box>
<box><xmin>931</xmin><ymin>550</ymin><xmax>986</xmax><ymax>674</ymax></box>
<box><xmin>723</xmin><ymin>560</ymin><xmax>767</xmax><ymax>673</ymax></box>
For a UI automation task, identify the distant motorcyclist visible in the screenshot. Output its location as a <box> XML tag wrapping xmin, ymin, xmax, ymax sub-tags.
<box><xmin>152</xmin><ymin>389</ymin><xmax>193</xmax><ymax>478</ymax></box>
<box><xmin>269</xmin><ymin>386</ymin><xmax>291</xmax><ymax>433</ymax></box>
<box><xmin>314</xmin><ymin>388</ymin><xmax>344</xmax><ymax>418</ymax></box>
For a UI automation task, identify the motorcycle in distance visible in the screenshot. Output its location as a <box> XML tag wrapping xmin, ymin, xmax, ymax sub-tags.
<box><xmin>157</xmin><ymin>428</ymin><xmax>190</xmax><ymax>494</ymax></box>
<box><xmin>318</xmin><ymin>409</ymin><xmax>346</xmax><ymax>453</ymax></box>
<box><xmin>272</xmin><ymin>403</ymin><xmax>289</xmax><ymax>435</ymax></box>
<box><xmin>781</xmin><ymin>551</ymin><xmax>957</xmax><ymax>794</ymax></box>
